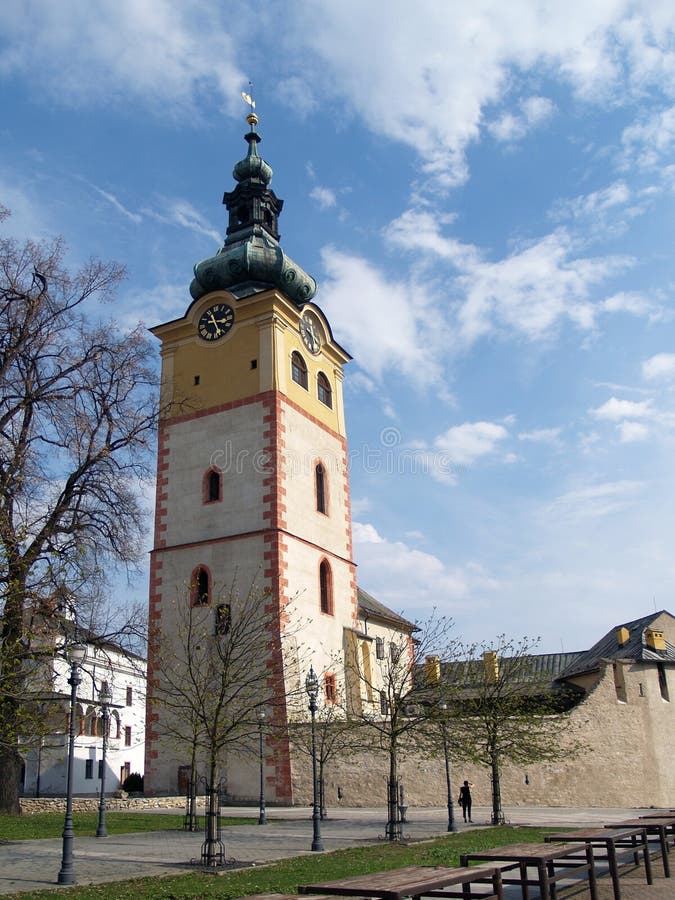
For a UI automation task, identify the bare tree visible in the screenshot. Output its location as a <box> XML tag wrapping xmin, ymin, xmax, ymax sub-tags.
<box><xmin>448</xmin><ymin>635</ymin><xmax>584</xmax><ymax>825</ymax></box>
<box><xmin>287</xmin><ymin>695</ymin><xmax>363</xmax><ymax>819</ymax></box>
<box><xmin>0</xmin><ymin>209</ymin><xmax>158</xmax><ymax>813</ymax></box>
<box><xmin>345</xmin><ymin>613</ymin><xmax>457</xmax><ymax>840</ymax></box>
<box><xmin>149</xmin><ymin>580</ymin><xmax>300</xmax><ymax>865</ymax></box>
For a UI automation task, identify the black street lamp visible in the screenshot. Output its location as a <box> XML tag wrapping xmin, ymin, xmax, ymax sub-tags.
<box><xmin>438</xmin><ymin>701</ymin><xmax>457</xmax><ymax>833</ymax></box>
<box><xmin>57</xmin><ymin>642</ymin><xmax>87</xmax><ymax>885</ymax></box>
<box><xmin>257</xmin><ymin>707</ymin><xmax>266</xmax><ymax>825</ymax></box>
<box><xmin>96</xmin><ymin>683</ymin><xmax>113</xmax><ymax>838</ymax></box>
<box><xmin>305</xmin><ymin>666</ymin><xmax>324</xmax><ymax>852</ymax></box>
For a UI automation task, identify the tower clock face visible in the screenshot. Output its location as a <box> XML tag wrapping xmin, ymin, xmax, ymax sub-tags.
<box><xmin>198</xmin><ymin>303</ymin><xmax>234</xmax><ymax>341</ymax></box>
<box><xmin>299</xmin><ymin>313</ymin><xmax>322</xmax><ymax>354</ymax></box>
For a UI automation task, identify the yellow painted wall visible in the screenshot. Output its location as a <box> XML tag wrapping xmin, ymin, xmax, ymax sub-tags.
<box><xmin>153</xmin><ymin>289</ymin><xmax>348</xmax><ymax>436</ymax></box>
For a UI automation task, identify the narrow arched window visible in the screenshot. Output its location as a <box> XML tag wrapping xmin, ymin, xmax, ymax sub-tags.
<box><xmin>319</xmin><ymin>560</ymin><xmax>333</xmax><ymax>615</ymax></box>
<box><xmin>203</xmin><ymin>468</ymin><xmax>222</xmax><ymax>504</ymax></box>
<box><xmin>291</xmin><ymin>351</ymin><xmax>308</xmax><ymax>389</ymax></box>
<box><xmin>315</xmin><ymin>463</ymin><xmax>326</xmax><ymax>513</ymax></box>
<box><xmin>190</xmin><ymin>566</ymin><xmax>211</xmax><ymax>606</ymax></box>
<box><xmin>317</xmin><ymin>372</ymin><xmax>332</xmax><ymax>408</ymax></box>
<box><xmin>324</xmin><ymin>673</ymin><xmax>337</xmax><ymax>704</ymax></box>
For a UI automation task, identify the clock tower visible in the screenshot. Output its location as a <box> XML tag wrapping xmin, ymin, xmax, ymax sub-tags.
<box><xmin>144</xmin><ymin>110</ymin><xmax>357</xmax><ymax>802</ymax></box>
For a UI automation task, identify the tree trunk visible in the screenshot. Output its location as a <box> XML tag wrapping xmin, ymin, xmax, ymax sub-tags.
<box><xmin>386</xmin><ymin>734</ymin><xmax>401</xmax><ymax>840</ymax></box>
<box><xmin>490</xmin><ymin>752</ymin><xmax>503</xmax><ymax>825</ymax></box>
<box><xmin>0</xmin><ymin>569</ymin><xmax>27</xmax><ymax>815</ymax></box>
<box><xmin>200</xmin><ymin>753</ymin><xmax>223</xmax><ymax>867</ymax></box>
<box><xmin>0</xmin><ymin>747</ymin><xmax>22</xmax><ymax>814</ymax></box>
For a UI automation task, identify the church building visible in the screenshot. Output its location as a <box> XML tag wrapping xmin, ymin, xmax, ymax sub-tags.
<box><xmin>144</xmin><ymin>108</ymin><xmax>412</xmax><ymax>802</ymax></box>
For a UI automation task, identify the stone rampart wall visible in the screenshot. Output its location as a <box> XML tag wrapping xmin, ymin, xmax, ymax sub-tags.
<box><xmin>20</xmin><ymin>795</ymin><xmax>204</xmax><ymax>815</ymax></box>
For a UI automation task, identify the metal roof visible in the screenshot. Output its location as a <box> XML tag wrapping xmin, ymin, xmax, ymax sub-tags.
<box><xmin>560</xmin><ymin>610</ymin><xmax>675</xmax><ymax>678</ymax></box>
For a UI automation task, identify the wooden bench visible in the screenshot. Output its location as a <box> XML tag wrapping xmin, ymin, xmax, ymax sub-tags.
<box><xmin>300</xmin><ymin>863</ymin><xmax>505</xmax><ymax>899</ymax></box>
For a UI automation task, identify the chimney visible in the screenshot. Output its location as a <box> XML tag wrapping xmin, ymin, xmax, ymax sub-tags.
<box><xmin>616</xmin><ymin>626</ymin><xmax>630</xmax><ymax>646</ymax></box>
<box><xmin>483</xmin><ymin>650</ymin><xmax>499</xmax><ymax>683</ymax></box>
<box><xmin>424</xmin><ymin>655</ymin><xmax>440</xmax><ymax>685</ymax></box>
<box><xmin>645</xmin><ymin>628</ymin><xmax>666</xmax><ymax>651</ymax></box>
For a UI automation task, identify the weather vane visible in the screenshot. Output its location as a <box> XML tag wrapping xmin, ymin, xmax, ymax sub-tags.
<box><xmin>241</xmin><ymin>81</ymin><xmax>256</xmax><ymax>111</ymax></box>
<box><xmin>241</xmin><ymin>81</ymin><xmax>258</xmax><ymax>128</ymax></box>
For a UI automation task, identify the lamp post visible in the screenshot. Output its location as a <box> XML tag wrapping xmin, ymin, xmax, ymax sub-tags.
<box><xmin>96</xmin><ymin>683</ymin><xmax>112</xmax><ymax>838</ymax></box>
<box><xmin>305</xmin><ymin>666</ymin><xmax>324</xmax><ymax>851</ymax></box>
<box><xmin>57</xmin><ymin>643</ymin><xmax>87</xmax><ymax>885</ymax></box>
<box><xmin>257</xmin><ymin>707</ymin><xmax>266</xmax><ymax>825</ymax></box>
<box><xmin>438</xmin><ymin>701</ymin><xmax>457</xmax><ymax>833</ymax></box>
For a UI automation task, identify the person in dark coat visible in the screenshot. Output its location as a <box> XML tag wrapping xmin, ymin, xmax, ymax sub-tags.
<box><xmin>458</xmin><ymin>780</ymin><xmax>474</xmax><ymax>822</ymax></box>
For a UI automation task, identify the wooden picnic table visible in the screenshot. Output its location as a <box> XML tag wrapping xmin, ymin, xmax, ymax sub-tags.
<box><xmin>545</xmin><ymin>826</ymin><xmax>652</xmax><ymax>900</ymax></box>
<box><xmin>607</xmin><ymin>817</ymin><xmax>675</xmax><ymax>878</ymax></box>
<box><xmin>460</xmin><ymin>841</ymin><xmax>597</xmax><ymax>900</ymax></box>
<box><xmin>299</xmin><ymin>864</ymin><xmax>504</xmax><ymax>900</ymax></box>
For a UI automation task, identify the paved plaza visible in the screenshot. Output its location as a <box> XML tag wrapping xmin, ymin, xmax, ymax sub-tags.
<box><xmin>0</xmin><ymin>805</ymin><xmax>670</xmax><ymax>896</ymax></box>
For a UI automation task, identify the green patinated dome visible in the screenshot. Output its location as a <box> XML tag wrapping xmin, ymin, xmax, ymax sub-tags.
<box><xmin>190</xmin><ymin>112</ymin><xmax>316</xmax><ymax>306</ymax></box>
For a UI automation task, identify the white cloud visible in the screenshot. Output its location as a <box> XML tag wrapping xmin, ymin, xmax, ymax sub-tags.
<box><xmin>643</xmin><ymin>353</ymin><xmax>675</xmax><ymax>381</ymax></box>
<box><xmin>310</xmin><ymin>186</ymin><xmax>337</xmax><ymax>210</ymax></box>
<box><xmin>288</xmin><ymin>2</ymin><xmax>675</xmax><ymax>187</ymax></box>
<box><xmin>546</xmin><ymin>480</ymin><xmax>645</xmax><ymax>522</ymax></box>
<box><xmin>622</xmin><ymin>105</ymin><xmax>675</xmax><ymax>170</ymax></box>
<box><xmin>591</xmin><ymin>397</ymin><xmax>655</xmax><ymax>420</ymax></box>
<box><xmin>618</xmin><ymin>421</ymin><xmax>649</xmax><ymax>443</ymax></box>
<box><xmin>141</xmin><ymin>200</ymin><xmax>221</xmax><ymax>246</ymax></box>
<box><xmin>0</xmin><ymin>0</ymin><xmax>244</xmax><ymax>116</ymax></box>
<box><xmin>92</xmin><ymin>186</ymin><xmax>143</xmax><ymax>224</ymax></box>
<box><xmin>319</xmin><ymin>246</ymin><xmax>448</xmax><ymax>386</ymax></box>
<box><xmin>433</xmin><ymin>421</ymin><xmax>510</xmax><ymax>467</ymax></box>
<box><xmin>488</xmin><ymin>95</ymin><xmax>555</xmax><ymax>142</ymax></box>
<box><xmin>389</xmin><ymin>209</ymin><xmax>634</xmax><ymax>343</ymax></box>
<box><xmin>602</xmin><ymin>291</ymin><xmax>656</xmax><ymax>317</ymax></box>
<box><xmin>518</xmin><ymin>427</ymin><xmax>562</xmax><ymax>444</ymax></box>
<box><xmin>353</xmin><ymin>520</ymin><xmax>499</xmax><ymax>615</ymax></box>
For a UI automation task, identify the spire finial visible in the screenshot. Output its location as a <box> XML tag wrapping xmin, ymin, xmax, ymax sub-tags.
<box><xmin>241</xmin><ymin>81</ymin><xmax>258</xmax><ymax>129</ymax></box>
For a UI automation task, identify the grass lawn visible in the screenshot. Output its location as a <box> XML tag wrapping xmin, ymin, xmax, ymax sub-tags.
<box><xmin>9</xmin><ymin>825</ymin><xmax>555</xmax><ymax>900</ymax></box>
<box><xmin>0</xmin><ymin>812</ymin><xmax>257</xmax><ymax>841</ymax></box>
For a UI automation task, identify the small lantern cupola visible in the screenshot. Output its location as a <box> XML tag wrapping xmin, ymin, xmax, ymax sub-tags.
<box><xmin>224</xmin><ymin>111</ymin><xmax>282</xmax><ymax>244</ymax></box>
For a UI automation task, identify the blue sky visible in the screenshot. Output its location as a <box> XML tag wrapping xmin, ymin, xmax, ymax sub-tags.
<box><xmin>3</xmin><ymin>1</ymin><xmax>675</xmax><ymax>653</ymax></box>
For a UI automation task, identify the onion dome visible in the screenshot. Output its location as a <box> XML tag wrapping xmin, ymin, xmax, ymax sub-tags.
<box><xmin>190</xmin><ymin>111</ymin><xmax>317</xmax><ymax>305</ymax></box>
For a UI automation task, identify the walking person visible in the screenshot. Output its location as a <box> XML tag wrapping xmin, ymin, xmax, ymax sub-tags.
<box><xmin>458</xmin><ymin>780</ymin><xmax>474</xmax><ymax>822</ymax></box>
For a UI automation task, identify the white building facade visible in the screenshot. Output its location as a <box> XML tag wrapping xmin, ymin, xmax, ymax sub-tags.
<box><xmin>21</xmin><ymin>640</ymin><xmax>146</xmax><ymax>797</ymax></box>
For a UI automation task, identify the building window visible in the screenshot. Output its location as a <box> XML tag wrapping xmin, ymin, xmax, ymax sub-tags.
<box><xmin>390</xmin><ymin>642</ymin><xmax>401</xmax><ymax>663</ymax></box>
<box><xmin>315</xmin><ymin>463</ymin><xmax>326</xmax><ymax>513</ymax></box>
<box><xmin>85</xmin><ymin>759</ymin><xmax>93</xmax><ymax>779</ymax></box>
<box><xmin>317</xmin><ymin>372</ymin><xmax>332</xmax><ymax>408</ymax></box>
<box><xmin>112</xmin><ymin>711</ymin><xmax>121</xmax><ymax>739</ymax></box>
<box><xmin>613</xmin><ymin>662</ymin><xmax>627</xmax><ymax>703</ymax></box>
<box><xmin>324</xmin><ymin>673</ymin><xmax>337</xmax><ymax>704</ymax></box>
<box><xmin>291</xmin><ymin>351</ymin><xmax>308</xmax><ymax>389</ymax></box>
<box><xmin>121</xmin><ymin>762</ymin><xmax>131</xmax><ymax>783</ymax></box>
<box><xmin>379</xmin><ymin>690</ymin><xmax>388</xmax><ymax>716</ymax></box>
<box><xmin>98</xmin><ymin>759</ymin><xmax>104</xmax><ymax>779</ymax></box>
<box><xmin>190</xmin><ymin>566</ymin><xmax>211</xmax><ymax>606</ymax></box>
<box><xmin>124</xmin><ymin>726</ymin><xmax>132</xmax><ymax>747</ymax></box>
<box><xmin>215</xmin><ymin>603</ymin><xmax>231</xmax><ymax>635</ymax></box>
<box><xmin>203</xmin><ymin>468</ymin><xmax>222</xmax><ymax>504</ymax></box>
<box><xmin>658</xmin><ymin>662</ymin><xmax>670</xmax><ymax>702</ymax></box>
<box><xmin>376</xmin><ymin>637</ymin><xmax>385</xmax><ymax>659</ymax></box>
<box><xmin>126</xmin><ymin>686</ymin><xmax>133</xmax><ymax>706</ymax></box>
<box><xmin>319</xmin><ymin>560</ymin><xmax>333</xmax><ymax>615</ymax></box>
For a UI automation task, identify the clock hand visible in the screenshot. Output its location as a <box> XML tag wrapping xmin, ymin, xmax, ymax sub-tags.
<box><xmin>208</xmin><ymin>313</ymin><xmax>222</xmax><ymax>336</ymax></box>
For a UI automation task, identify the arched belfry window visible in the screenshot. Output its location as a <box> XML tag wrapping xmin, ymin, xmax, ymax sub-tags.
<box><xmin>317</xmin><ymin>372</ymin><xmax>332</xmax><ymax>408</ymax></box>
<box><xmin>315</xmin><ymin>463</ymin><xmax>327</xmax><ymax>514</ymax></box>
<box><xmin>190</xmin><ymin>566</ymin><xmax>211</xmax><ymax>606</ymax></box>
<box><xmin>319</xmin><ymin>559</ymin><xmax>333</xmax><ymax>615</ymax></box>
<box><xmin>203</xmin><ymin>468</ymin><xmax>222</xmax><ymax>504</ymax></box>
<box><xmin>291</xmin><ymin>351</ymin><xmax>308</xmax><ymax>389</ymax></box>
